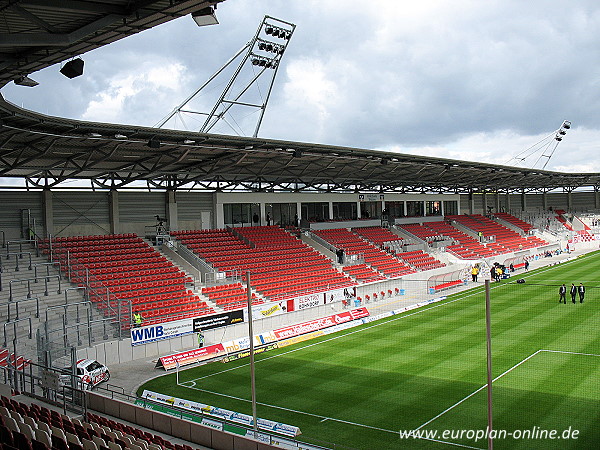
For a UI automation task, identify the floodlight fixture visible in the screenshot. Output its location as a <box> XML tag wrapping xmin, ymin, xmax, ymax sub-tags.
<box><xmin>60</xmin><ymin>58</ymin><xmax>84</xmax><ymax>79</ymax></box>
<box><xmin>192</xmin><ymin>6</ymin><xmax>219</xmax><ymax>26</ymax></box>
<box><xmin>14</xmin><ymin>75</ymin><xmax>39</xmax><ymax>87</ymax></box>
<box><xmin>114</xmin><ymin>133</ymin><xmax>127</xmax><ymax>139</ymax></box>
<box><xmin>147</xmin><ymin>136</ymin><xmax>161</xmax><ymax>149</ymax></box>
<box><xmin>562</xmin><ymin>120</ymin><xmax>571</xmax><ymax>129</ymax></box>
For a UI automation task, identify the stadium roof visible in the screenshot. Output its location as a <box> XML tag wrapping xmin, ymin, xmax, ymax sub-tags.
<box><xmin>2</xmin><ymin>95</ymin><xmax>600</xmax><ymax>194</ymax></box>
<box><xmin>1</xmin><ymin>0</ymin><xmax>599</xmax><ymax>194</ymax></box>
<box><xmin>0</xmin><ymin>0</ymin><xmax>224</xmax><ymax>88</ymax></box>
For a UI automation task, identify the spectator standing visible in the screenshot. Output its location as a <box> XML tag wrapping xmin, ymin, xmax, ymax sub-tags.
<box><xmin>471</xmin><ymin>265</ymin><xmax>479</xmax><ymax>282</ymax></box>
<box><xmin>133</xmin><ymin>312</ymin><xmax>143</xmax><ymax>327</ymax></box>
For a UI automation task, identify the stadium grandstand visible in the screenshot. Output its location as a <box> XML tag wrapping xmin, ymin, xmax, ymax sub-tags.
<box><xmin>0</xmin><ymin>1</ymin><xmax>599</xmax><ymax>449</ymax></box>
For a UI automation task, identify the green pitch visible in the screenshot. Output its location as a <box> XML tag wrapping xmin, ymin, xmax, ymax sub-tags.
<box><xmin>138</xmin><ymin>251</ymin><xmax>600</xmax><ymax>449</ymax></box>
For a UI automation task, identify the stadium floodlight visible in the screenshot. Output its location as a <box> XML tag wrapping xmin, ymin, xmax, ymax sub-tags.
<box><xmin>14</xmin><ymin>75</ymin><xmax>39</xmax><ymax>87</ymax></box>
<box><xmin>147</xmin><ymin>136</ymin><xmax>161</xmax><ymax>149</ymax></box>
<box><xmin>60</xmin><ymin>58</ymin><xmax>84</xmax><ymax>79</ymax></box>
<box><xmin>192</xmin><ymin>6</ymin><xmax>219</xmax><ymax>26</ymax></box>
<box><xmin>114</xmin><ymin>133</ymin><xmax>127</xmax><ymax>139</ymax></box>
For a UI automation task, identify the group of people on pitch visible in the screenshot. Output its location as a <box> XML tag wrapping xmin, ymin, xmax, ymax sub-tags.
<box><xmin>558</xmin><ymin>283</ymin><xmax>585</xmax><ymax>304</ymax></box>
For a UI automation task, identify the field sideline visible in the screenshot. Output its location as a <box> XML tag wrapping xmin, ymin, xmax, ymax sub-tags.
<box><xmin>138</xmin><ymin>251</ymin><xmax>600</xmax><ymax>449</ymax></box>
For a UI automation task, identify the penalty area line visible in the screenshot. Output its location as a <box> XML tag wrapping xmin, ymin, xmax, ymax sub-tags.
<box><xmin>414</xmin><ymin>349</ymin><xmax>543</xmax><ymax>432</ymax></box>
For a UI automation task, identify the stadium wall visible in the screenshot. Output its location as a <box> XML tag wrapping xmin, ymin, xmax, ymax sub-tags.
<box><xmin>2</xmin><ymin>190</ymin><xmax>599</xmax><ymax>240</ymax></box>
<box><xmin>77</xmin><ymin>302</ymin><xmax>376</xmax><ymax>365</ymax></box>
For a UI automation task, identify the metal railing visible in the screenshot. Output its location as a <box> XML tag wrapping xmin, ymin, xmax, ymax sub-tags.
<box><xmin>0</xmin><ymin>296</ymin><xmax>40</xmax><ymax>322</ymax></box>
<box><xmin>0</xmin><ymin>251</ymin><xmax>33</xmax><ymax>273</ymax></box>
<box><xmin>177</xmin><ymin>243</ymin><xmax>216</xmax><ymax>274</ymax></box>
<box><xmin>8</xmin><ymin>274</ymin><xmax>62</xmax><ymax>301</ymax></box>
<box><xmin>6</xmin><ymin>238</ymin><xmax>39</xmax><ymax>258</ymax></box>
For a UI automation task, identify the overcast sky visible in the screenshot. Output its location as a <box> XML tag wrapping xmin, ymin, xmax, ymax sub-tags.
<box><xmin>3</xmin><ymin>0</ymin><xmax>600</xmax><ymax>172</ymax></box>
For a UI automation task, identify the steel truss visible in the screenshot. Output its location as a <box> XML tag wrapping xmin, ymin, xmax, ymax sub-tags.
<box><xmin>156</xmin><ymin>15</ymin><xmax>296</xmax><ymax>138</ymax></box>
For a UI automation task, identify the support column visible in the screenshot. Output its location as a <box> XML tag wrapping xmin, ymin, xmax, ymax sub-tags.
<box><xmin>109</xmin><ymin>190</ymin><xmax>119</xmax><ymax>235</ymax></box>
<box><xmin>260</xmin><ymin>203</ymin><xmax>266</xmax><ymax>225</ymax></box>
<box><xmin>521</xmin><ymin>190</ymin><xmax>527</xmax><ymax>212</ymax></box>
<box><xmin>505</xmin><ymin>191</ymin><xmax>510</xmax><ymax>213</ymax></box>
<box><xmin>42</xmin><ymin>190</ymin><xmax>53</xmax><ymax>237</ymax></box>
<box><xmin>214</xmin><ymin>193</ymin><xmax>224</xmax><ymax>229</ymax></box>
<box><xmin>166</xmin><ymin>190</ymin><xmax>178</xmax><ymax>231</ymax></box>
<box><xmin>469</xmin><ymin>192</ymin><xmax>475</xmax><ymax>214</ymax></box>
<box><xmin>482</xmin><ymin>191</ymin><xmax>488</xmax><ymax>214</ymax></box>
<box><xmin>567</xmin><ymin>190</ymin><xmax>573</xmax><ymax>212</ymax></box>
<box><xmin>328</xmin><ymin>201</ymin><xmax>334</xmax><ymax>220</ymax></box>
<box><xmin>356</xmin><ymin>200</ymin><xmax>362</xmax><ymax>219</ymax></box>
<box><xmin>495</xmin><ymin>193</ymin><xmax>501</xmax><ymax>213</ymax></box>
<box><xmin>595</xmin><ymin>188</ymin><xmax>600</xmax><ymax>209</ymax></box>
<box><xmin>542</xmin><ymin>192</ymin><xmax>548</xmax><ymax>211</ymax></box>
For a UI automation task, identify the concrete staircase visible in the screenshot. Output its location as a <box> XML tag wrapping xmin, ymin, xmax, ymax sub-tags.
<box><xmin>1</xmin><ymin>245</ymin><xmax>118</xmax><ymax>367</ymax></box>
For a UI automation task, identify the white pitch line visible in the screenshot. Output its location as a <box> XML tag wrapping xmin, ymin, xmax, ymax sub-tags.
<box><xmin>414</xmin><ymin>349</ymin><xmax>543</xmax><ymax>431</ymax></box>
<box><xmin>183</xmin><ymin>384</ymin><xmax>403</xmax><ymax>435</ymax></box>
<box><xmin>540</xmin><ymin>349</ymin><xmax>600</xmax><ymax>357</ymax></box>
<box><xmin>183</xmin><ymin>383</ymin><xmax>484</xmax><ymax>449</ymax></box>
<box><xmin>419</xmin><ymin>436</ymin><xmax>485</xmax><ymax>450</ymax></box>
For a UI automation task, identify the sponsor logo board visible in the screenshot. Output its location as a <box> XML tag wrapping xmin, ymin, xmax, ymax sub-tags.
<box><xmin>252</xmin><ymin>301</ymin><xmax>287</xmax><ymax>320</ymax></box>
<box><xmin>324</xmin><ymin>287</ymin><xmax>356</xmax><ymax>304</ymax></box>
<box><xmin>157</xmin><ymin>344</ymin><xmax>225</xmax><ymax>370</ymax></box>
<box><xmin>193</xmin><ymin>310</ymin><xmax>244</xmax><ymax>332</ymax></box>
<box><xmin>273</xmin><ymin>308</ymin><xmax>369</xmax><ymax>340</ymax></box>
<box><xmin>294</xmin><ymin>293</ymin><xmax>322</xmax><ymax>310</ymax></box>
<box><xmin>142</xmin><ymin>390</ymin><xmax>300</xmax><ymax>437</ymax></box>
<box><xmin>130</xmin><ymin>318</ymin><xmax>193</xmax><ymax>346</ymax></box>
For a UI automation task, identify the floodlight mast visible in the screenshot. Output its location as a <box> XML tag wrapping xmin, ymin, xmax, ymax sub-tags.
<box><xmin>505</xmin><ymin>120</ymin><xmax>571</xmax><ymax>170</ymax></box>
<box><xmin>156</xmin><ymin>15</ymin><xmax>295</xmax><ymax>138</ymax></box>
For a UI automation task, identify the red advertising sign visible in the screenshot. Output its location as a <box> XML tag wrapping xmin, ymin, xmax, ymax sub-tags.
<box><xmin>157</xmin><ymin>343</ymin><xmax>225</xmax><ymax>370</ymax></box>
<box><xmin>273</xmin><ymin>307</ymin><xmax>369</xmax><ymax>340</ymax></box>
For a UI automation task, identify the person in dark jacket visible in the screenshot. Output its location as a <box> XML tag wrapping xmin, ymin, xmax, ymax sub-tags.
<box><xmin>558</xmin><ymin>284</ymin><xmax>567</xmax><ymax>304</ymax></box>
<box><xmin>578</xmin><ymin>283</ymin><xmax>585</xmax><ymax>303</ymax></box>
<box><xmin>570</xmin><ymin>283</ymin><xmax>577</xmax><ymax>304</ymax></box>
